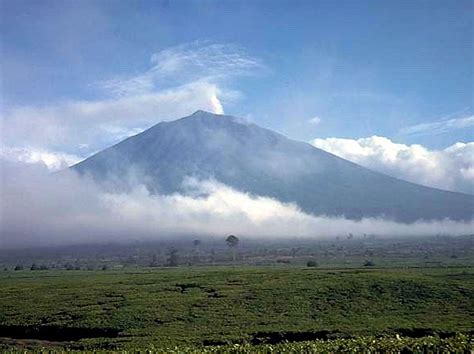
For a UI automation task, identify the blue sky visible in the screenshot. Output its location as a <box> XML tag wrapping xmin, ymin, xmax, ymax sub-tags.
<box><xmin>1</xmin><ymin>0</ymin><xmax>473</xmax><ymax>193</ymax></box>
<box><xmin>2</xmin><ymin>0</ymin><xmax>472</xmax><ymax>142</ymax></box>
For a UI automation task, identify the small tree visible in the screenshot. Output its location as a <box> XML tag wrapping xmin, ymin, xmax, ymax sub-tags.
<box><xmin>226</xmin><ymin>235</ymin><xmax>239</xmax><ymax>264</ymax></box>
<box><xmin>149</xmin><ymin>254</ymin><xmax>159</xmax><ymax>267</ymax></box>
<box><xmin>306</xmin><ymin>260</ymin><xmax>318</xmax><ymax>267</ymax></box>
<box><xmin>192</xmin><ymin>240</ymin><xmax>201</xmax><ymax>264</ymax></box>
<box><xmin>210</xmin><ymin>249</ymin><xmax>216</xmax><ymax>265</ymax></box>
<box><xmin>166</xmin><ymin>248</ymin><xmax>179</xmax><ymax>267</ymax></box>
<box><xmin>364</xmin><ymin>260</ymin><xmax>375</xmax><ymax>267</ymax></box>
<box><xmin>14</xmin><ymin>265</ymin><xmax>23</xmax><ymax>271</ymax></box>
<box><xmin>65</xmin><ymin>263</ymin><xmax>74</xmax><ymax>271</ymax></box>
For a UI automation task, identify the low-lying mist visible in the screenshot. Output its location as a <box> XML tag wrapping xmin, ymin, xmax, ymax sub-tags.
<box><xmin>1</xmin><ymin>159</ymin><xmax>473</xmax><ymax>249</ymax></box>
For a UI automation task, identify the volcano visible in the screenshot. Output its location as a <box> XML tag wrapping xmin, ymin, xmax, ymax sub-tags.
<box><xmin>71</xmin><ymin>110</ymin><xmax>474</xmax><ymax>222</ymax></box>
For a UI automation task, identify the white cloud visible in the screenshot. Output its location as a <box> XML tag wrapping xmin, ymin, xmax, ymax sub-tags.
<box><xmin>149</xmin><ymin>41</ymin><xmax>264</xmax><ymax>82</ymax></box>
<box><xmin>1</xmin><ymin>160</ymin><xmax>472</xmax><ymax>249</ymax></box>
<box><xmin>311</xmin><ymin>136</ymin><xmax>474</xmax><ymax>194</ymax></box>
<box><xmin>1</xmin><ymin>41</ymin><xmax>261</xmax><ymax>159</ymax></box>
<box><xmin>98</xmin><ymin>40</ymin><xmax>264</xmax><ymax>97</ymax></box>
<box><xmin>1</xmin><ymin>81</ymin><xmax>224</xmax><ymax>155</ymax></box>
<box><xmin>308</xmin><ymin>116</ymin><xmax>321</xmax><ymax>125</ymax></box>
<box><xmin>400</xmin><ymin>115</ymin><xmax>474</xmax><ymax>137</ymax></box>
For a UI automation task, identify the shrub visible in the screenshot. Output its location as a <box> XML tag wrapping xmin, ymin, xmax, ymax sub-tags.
<box><xmin>276</xmin><ymin>259</ymin><xmax>290</xmax><ymax>264</ymax></box>
<box><xmin>307</xmin><ymin>260</ymin><xmax>318</xmax><ymax>267</ymax></box>
<box><xmin>65</xmin><ymin>263</ymin><xmax>75</xmax><ymax>270</ymax></box>
<box><xmin>30</xmin><ymin>263</ymin><xmax>39</xmax><ymax>271</ymax></box>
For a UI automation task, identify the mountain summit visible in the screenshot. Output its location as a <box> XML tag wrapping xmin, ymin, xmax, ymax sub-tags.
<box><xmin>72</xmin><ymin>110</ymin><xmax>473</xmax><ymax>222</ymax></box>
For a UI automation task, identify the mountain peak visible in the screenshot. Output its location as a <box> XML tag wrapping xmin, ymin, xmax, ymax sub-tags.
<box><xmin>190</xmin><ymin>110</ymin><xmax>221</xmax><ymax>117</ymax></box>
<box><xmin>185</xmin><ymin>110</ymin><xmax>253</xmax><ymax>127</ymax></box>
<box><xmin>191</xmin><ymin>109</ymin><xmax>213</xmax><ymax>115</ymax></box>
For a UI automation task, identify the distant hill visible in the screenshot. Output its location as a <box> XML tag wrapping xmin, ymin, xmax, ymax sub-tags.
<box><xmin>71</xmin><ymin>110</ymin><xmax>474</xmax><ymax>222</ymax></box>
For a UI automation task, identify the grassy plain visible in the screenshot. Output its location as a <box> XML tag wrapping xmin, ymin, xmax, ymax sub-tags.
<box><xmin>0</xmin><ymin>265</ymin><xmax>473</xmax><ymax>351</ymax></box>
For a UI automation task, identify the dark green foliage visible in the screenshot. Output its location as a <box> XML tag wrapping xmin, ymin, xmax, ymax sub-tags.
<box><xmin>158</xmin><ymin>334</ymin><xmax>474</xmax><ymax>352</ymax></box>
<box><xmin>306</xmin><ymin>260</ymin><xmax>318</xmax><ymax>267</ymax></box>
<box><xmin>0</xmin><ymin>266</ymin><xmax>472</xmax><ymax>351</ymax></box>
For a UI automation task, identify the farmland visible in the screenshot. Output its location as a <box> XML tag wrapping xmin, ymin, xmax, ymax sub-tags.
<box><xmin>0</xmin><ymin>264</ymin><xmax>473</xmax><ymax>351</ymax></box>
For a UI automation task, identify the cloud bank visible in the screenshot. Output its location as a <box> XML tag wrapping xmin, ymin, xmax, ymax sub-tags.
<box><xmin>1</xmin><ymin>160</ymin><xmax>472</xmax><ymax>249</ymax></box>
<box><xmin>311</xmin><ymin>136</ymin><xmax>474</xmax><ymax>194</ymax></box>
<box><xmin>0</xmin><ymin>147</ymin><xmax>82</xmax><ymax>171</ymax></box>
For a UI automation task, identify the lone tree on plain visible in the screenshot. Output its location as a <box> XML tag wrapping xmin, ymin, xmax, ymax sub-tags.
<box><xmin>149</xmin><ymin>254</ymin><xmax>159</xmax><ymax>267</ymax></box>
<box><xmin>192</xmin><ymin>239</ymin><xmax>201</xmax><ymax>264</ymax></box>
<box><xmin>166</xmin><ymin>248</ymin><xmax>179</xmax><ymax>267</ymax></box>
<box><xmin>226</xmin><ymin>235</ymin><xmax>239</xmax><ymax>264</ymax></box>
<box><xmin>30</xmin><ymin>263</ymin><xmax>39</xmax><ymax>271</ymax></box>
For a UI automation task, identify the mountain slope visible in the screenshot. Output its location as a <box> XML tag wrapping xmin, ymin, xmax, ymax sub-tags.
<box><xmin>71</xmin><ymin>110</ymin><xmax>474</xmax><ymax>222</ymax></box>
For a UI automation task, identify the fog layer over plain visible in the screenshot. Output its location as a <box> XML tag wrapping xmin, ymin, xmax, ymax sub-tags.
<box><xmin>1</xmin><ymin>159</ymin><xmax>473</xmax><ymax>249</ymax></box>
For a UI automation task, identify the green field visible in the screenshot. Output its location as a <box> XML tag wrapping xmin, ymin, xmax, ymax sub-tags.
<box><xmin>0</xmin><ymin>265</ymin><xmax>473</xmax><ymax>351</ymax></box>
